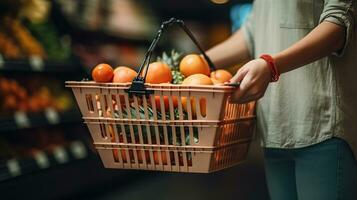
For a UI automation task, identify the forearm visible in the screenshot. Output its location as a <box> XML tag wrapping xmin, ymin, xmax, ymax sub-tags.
<box><xmin>206</xmin><ymin>29</ymin><xmax>251</xmax><ymax>69</ymax></box>
<box><xmin>273</xmin><ymin>21</ymin><xmax>346</xmax><ymax>74</ymax></box>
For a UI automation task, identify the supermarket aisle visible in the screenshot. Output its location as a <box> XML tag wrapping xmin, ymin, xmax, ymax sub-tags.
<box><xmin>86</xmin><ymin>141</ymin><xmax>269</xmax><ymax>200</ymax></box>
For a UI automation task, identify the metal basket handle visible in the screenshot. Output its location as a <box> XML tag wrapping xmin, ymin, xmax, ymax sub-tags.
<box><xmin>126</xmin><ymin>18</ymin><xmax>216</xmax><ymax>96</ymax></box>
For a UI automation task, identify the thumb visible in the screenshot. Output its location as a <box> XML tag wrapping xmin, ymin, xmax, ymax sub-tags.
<box><xmin>230</xmin><ymin>72</ymin><xmax>251</xmax><ymax>103</ymax></box>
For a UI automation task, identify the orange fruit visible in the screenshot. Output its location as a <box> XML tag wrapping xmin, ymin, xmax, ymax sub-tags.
<box><xmin>113</xmin><ymin>66</ymin><xmax>138</xmax><ymax>83</ymax></box>
<box><xmin>113</xmin><ymin>149</ymin><xmax>119</xmax><ymax>162</ymax></box>
<box><xmin>210</xmin><ymin>69</ymin><xmax>233</xmax><ymax>83</ymax></box>
<box><xmin>179</xmin><ymin>54</ymin><xmax>210</xmax><ymax>77</ymax></box>
<box><xmin>181</xmin><ymin>74</ymin><xmax>213</xmax><ymax>117</ymax></box>
<box><xmin>0</xmin><ymin>77</ymin><xmax>11</xmax><ymax>93</ymax></box>
<box><xmin>210</xmin><ymin>77</ymin><xmax>222</xmax><ymax>85</ymax></box>
<box><xmin>121</xmin><ymin>149</ymin><xmax>128</xmax><ymax>162</ymax></box>
<box><xmin>92</xmin><ymin>63</ymin><xmax>114</xmax><ymax>82</ymax></box>
<box><xmin>8</xmin><ymin>79</ymin><xmax>20</xmax><ymax>94</ymax></box>
<box><xmin>153</xmin><ymin>151</ymin><xmax>167</xmax><ymax>165</ymax></box>
<box><xmin>28</xmin><ymin>96</ymin><xmax>41</xmax><ymax>112</ymax></box>
<box><xmin>37</xmin><ymin>87</ymin><xmax>51</xmax><ymax>108</ymax></box>
<box><xmin>17</xmin><ymin>87</ymin><xmax>28</xmax><ymax>100</ymax></box>
<box><xmin>18</xmin><ymin>101</ymin><xmax>28</xmax><ymax>112</ymax></box>
<box><xmin>4</xmin><ymin>94</ymin><xmax>17</xmax><ymax>110</ymax></box>
<box><xmin>145</xmin><ymin>62</ymin><xmax>172</xmax><ymax>84</ymax></box>
<box><xmin>154</xmin><ymin>96</ymin><xmax>178</xmax><ymax>112</ymax></box>
<box><xmin>181</xmin><ymin>74</ymin><xmax>213</xmax><ymax>86</ymax></box>
<box><xmin>137</xmin><ymin>150</ymin><xmax>150</xmax><ymax>163</ymax></box>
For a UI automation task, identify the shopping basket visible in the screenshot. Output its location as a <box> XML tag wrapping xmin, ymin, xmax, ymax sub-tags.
<box><xmin>66</xmin><ymin>18</ymin><xmax>256</xmax><ymax>173</ymax></box>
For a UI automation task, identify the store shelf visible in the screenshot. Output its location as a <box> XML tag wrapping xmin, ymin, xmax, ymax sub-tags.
<box><xmin>0</xmin><ymin>140</ymin><xmax>90</xmax><ymax>182</ymax></box>
<box><xmin>0</xmin><ymin>56</ymin><xmax>80</xmax><ymax>73</ymax></box>
<box><xmin>72</xmin><ymin>29</ymin><xmax>152</xmax><ymax>45</ymax></box>
<box><xmin>0</xmin><ymin>152</ymin><xmax>148</xmax><ymax>200</ymax></box>
<box><xmin>0</xmin><ymin>109</ymin><xmax>82</xmax><ymax>132</ymax></box>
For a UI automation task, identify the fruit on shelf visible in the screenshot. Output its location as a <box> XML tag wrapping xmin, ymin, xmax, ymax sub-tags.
<box><xmin>113</xmin><ymin>66</ymin><xmax>137</xmax><ymax>83</ymax></box>
<box><xmin>210</xmin><ymin>69</ymin><xmax>233</xmax><ymax>84</ymax></box>
<box><xmin>28</xmin><ymin>96</ymin><xmax>41</xmax><ymax>113</ymax></box>
<box><xmin>179</xmin><ymin>54</ymin><xmax>210</xmax><ymax>77</ymax></box>
<box><xmin>145</xmin><ymin>62</ymin><xmax>172</xmax><ymax>84</ymax></box>
<box><xmin>92</xmin><ymin>63</ymin><xmax>114</xmax><ymax>82</ymax></box>
<box><xmin>54</xmin><ymin>92</ymin><xmax>75</xmax><ymax>112</ymax></box>
<box><xmin>4</xmin><ymin>17</ymin><xmax>46</xmax><ymax>58</ymax></box>
<box><xmin>0</xmin><ymin>76</ymin><xmax>74</xmax><ymax>114</ymax></box>
<box><xmin>36</xmin><ymin>87</ymin><xmax>52</xmax><ymax>108</ymax></box>
<box><xmin>181</xmin><ymin>74</ymin><xmax>213</xmax><ymax>117</ymax></box>
<box><xmin>0</xmin><ymin>32</ymin><xmax>21</xmax><ymax>58</ymax></box>
<box><xmin>3</xmin><ymin>94</ymin><xmax>17</xmax><ymax>111</ymax></box>
<box><xmin>0</xmin><ymin>78</ymin><xmax>11</xmax><ymax>93</ymax></box>
<box><xmin>26</xmin><ymin>22</ymin><xmax>72</xmax><ymax>61</ymax></box>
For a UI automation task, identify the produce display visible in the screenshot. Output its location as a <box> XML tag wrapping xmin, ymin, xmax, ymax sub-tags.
<box><xmin>0</xmin><ymin>76</ymin><xmax>75</xmax><ymax>114</ymax></box>
<box><xmin>0</xmin><ymin>1</ymin><xmax>71</xmax><ymax>61</ymax></box>
<box><xmin>0</xmin><ymin>17</ymin><xmax>46</xmax><ymax>59</ymax></box>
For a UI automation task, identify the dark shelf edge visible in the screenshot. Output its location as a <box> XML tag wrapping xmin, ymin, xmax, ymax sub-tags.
<box><xmin>0</xmin><ymin>140</ymin><xmax>92</xmax><ymax>183</ymax></box>
<box><xmin>0</xmin><ymin>109</ymin><xmax>83</xmax><ymax>132</ymax></box>
<box><xmin>0</xmin><ymin>58</ymin><xmax>80</xmax><ymax>73</ymax></box>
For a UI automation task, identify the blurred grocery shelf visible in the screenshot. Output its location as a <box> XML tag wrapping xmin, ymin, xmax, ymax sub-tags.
<box><xmin>71</xmin><ymin>29</ymin><xmax>152</xmax><ymax>46</ymax></box>
<box><xmin>0</xmin><ymin>140</ymin><xmax>89</xmax><ymax>182</ymax></box>
<box><xmin>0</xmin><ymin>57</ymin><xmax>80</xmax><ymax>73</ymax></box>
<box><xmin>0</xmin><ymin>109</ymin><xmax>81</xmax><ymax>132</ymax></box>
<box><xmin>0</xmin><ymin>151</ymin><xmax>148</xmax><ymax>200</ymax></box>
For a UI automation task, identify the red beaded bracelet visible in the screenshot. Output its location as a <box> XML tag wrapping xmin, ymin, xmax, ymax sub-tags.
<box><xmin>260</xmin><ymin>54</ymin><xmax>280</xmax><ymax>82</ymax></box>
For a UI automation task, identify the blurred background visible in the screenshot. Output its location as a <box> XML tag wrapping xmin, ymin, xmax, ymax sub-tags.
<box><xmin>0</xmin><ymin>0</ymin><xmax>269</xmax><ymax>199</ymax></box>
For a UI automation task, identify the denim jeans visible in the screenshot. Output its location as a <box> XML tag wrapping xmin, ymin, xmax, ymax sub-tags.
<box><xmin>264</xmin><ymin>137</ymin><xmax>357</xmax><ymax>200</ymax></box>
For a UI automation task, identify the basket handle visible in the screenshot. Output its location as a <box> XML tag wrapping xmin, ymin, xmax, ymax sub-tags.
<box><xmin>126</xmin><ymin>18</ymin><xmax>216</xmax><ymax>96</ymax></box>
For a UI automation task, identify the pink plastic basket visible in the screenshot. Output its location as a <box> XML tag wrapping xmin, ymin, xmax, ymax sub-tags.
<box><xmin>66</xmin><ymin>82</ymin><xmax>255</xmax><ymax>173</ymax></box>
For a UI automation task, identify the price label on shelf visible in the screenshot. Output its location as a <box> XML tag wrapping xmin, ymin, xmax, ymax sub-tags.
<box><xmin>34</xmin><ymin>151</ymin><xmax>50</xmax><ymax>169</ymax></box>
<box><xmin>70</xmin><ymin>141</ymin><xmax>87</xmax><ymax>159</ymax></box>
<box><xmin>53</xmin><ymin>146</ymin><xmax>69</xmax><ymax>164</ymax></box>
<box><xmin>6</xmin><ymin>159</ymin><xmax>21</xmax><ymax>177</ymax></box>
<box><xmin>14</xmin><ymin>111</ymin><xmax>30</xmax><ymax>128</ymax></box>
<box><xmin>0</xmin><ymin>54</ymin><xmax>4</xmax><ymax>68</ymax></box>
<box><xmin>45</xmin><ymin>108</ymin><xmax>60</xmax><ymax>125</ymax></box>
<box><xmin>29</xmin><ymin>55</ymin><xmax>44</xmax><ymax>71</ymax></box>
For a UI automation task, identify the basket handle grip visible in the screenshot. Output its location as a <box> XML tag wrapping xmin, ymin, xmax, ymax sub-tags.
<box><xmin>126</xmin><ymin>18</ymin><xmax>216</xmax><ymax>96</ymax></box>
<box><xmin>138</xmin><ymin>18</ymin><xmax>216</xmax><ymax>80</ymax></box>
<box><xmin>225</xmin><ymin>82</ymin><xmax>240</xmax><ymax>87</ymax></box>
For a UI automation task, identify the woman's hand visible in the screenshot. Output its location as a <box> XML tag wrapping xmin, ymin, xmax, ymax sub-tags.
<box><xmin>229</xmin><ymin>58</ymin><xmax>272</xmax><ymax>104</ymax></box>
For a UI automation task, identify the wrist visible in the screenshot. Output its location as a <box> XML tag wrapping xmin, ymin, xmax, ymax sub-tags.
<box><xmin>259</xmin><ymin>54</ymin><xmax>280</xmax><ymax>82</ymax></box>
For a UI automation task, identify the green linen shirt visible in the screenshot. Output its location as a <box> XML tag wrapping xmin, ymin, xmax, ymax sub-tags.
<box><xmin>241</xmin><ymin>0</ymin><xmax>357</xmax><ymax>158</ymax></box>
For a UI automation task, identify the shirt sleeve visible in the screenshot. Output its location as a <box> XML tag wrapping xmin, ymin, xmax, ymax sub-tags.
<box><xmin>240</xmin><ymin>1</ymin><xmax>256</xmax><ymax>58</ymax></box>
<box><xmin>319</xmin><ymin>0</ymin><xmax>356</xmax><ymax>57</ymax></box>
